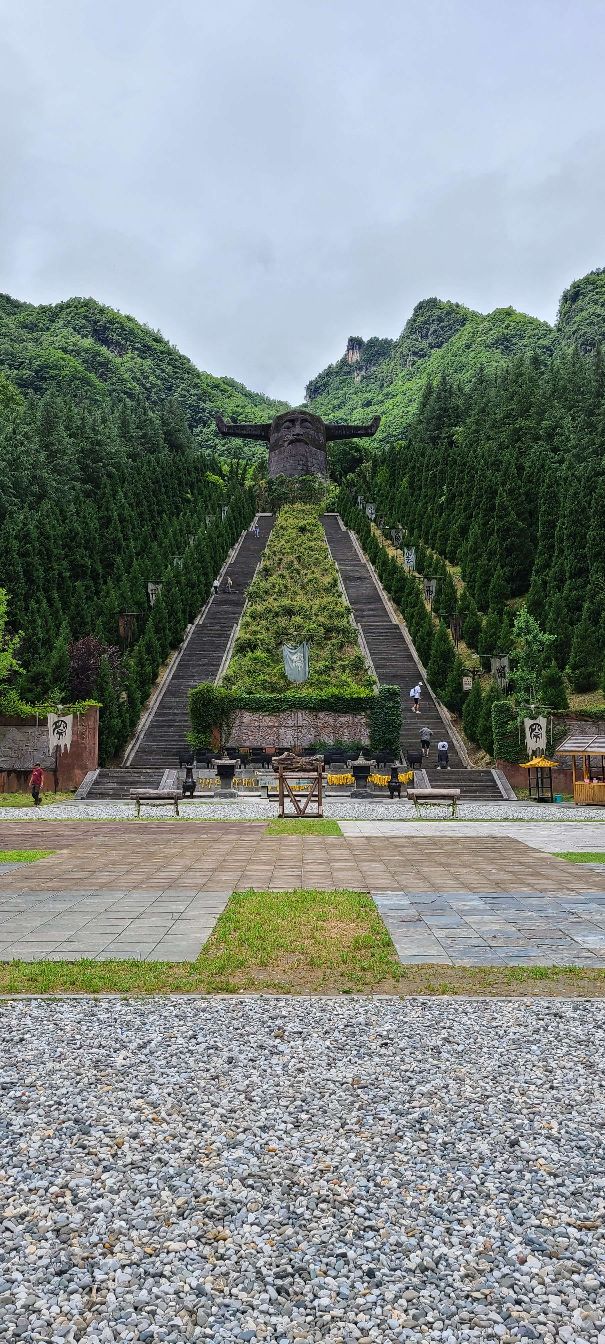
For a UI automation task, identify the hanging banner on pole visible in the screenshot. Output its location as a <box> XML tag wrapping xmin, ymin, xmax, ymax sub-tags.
<box><xmin>48</xmin><ymin>713</ymin><xmax>73</xmax><ymax>755</ymax></box>
<box><xmin>404</xmin><ymin>547</ymin><xmax>416</xmax><ymax>571</ymax></box>
<box><xmin>462</xmin><ymin>675</ymin><xmax>473</xmax><ymax>692</ymax></box>
<box><xmin>423</xmin><ymin>578</ymin><xmax>437</xmax><ymax>606</ymax></box>
<box><xmin>147</xmin><ymin>582</ymin><xmax>162</xmax><ymax>607</ymax></box>
<box><xmin>491</xmin><ymin>655</ymin><xmax>510</xmax><ymax>690</ymax></box>
<box><xmin>390</xmin><ymin>527</ymin><xmax>403</xmax><ymax>547</ymax></box>
<box><xmin>524</xmin><ymin>716</ymin><xmax>547</xmax><ymax>756</ymax></box>
<box><xmin>357</xmin><ymin>495</ymin><xmax>365</xmax><ymax>510</ymax></box>
<box><xmin>366</xmin><ymin>503</ymin><xmax>376</xmax><ymax>521</ymax></box>
<box><xmin>282</xmin><ymin>644</ymin><xmax>309</xmax><ymax>684</ymax></box>
<box><xmin>221</xmin><ymin>506</ymin><xmax>228</xmax><ymax>521</ymax></box>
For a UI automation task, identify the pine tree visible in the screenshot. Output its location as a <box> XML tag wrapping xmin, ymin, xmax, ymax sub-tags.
<box><xmin>477</xmin><ymin>684</ymin><xmax>498</xmax><ymax>757</ymax></box>
<box><xmin>462</xmin><ymin>678</ymin><xmax>483</xmax><ymax>744</ymax></box>
<box><xmin>442</xmin><ymin>655</ymin><xmax>465</xmax><ymax>715</ymax></box>
<box><xmin>567</xmin><ymin>610</ymin><xmax>603</xmax><ymax>691</ymax></box>
<box><xmin>426</xmin><ymin>622</ymin><xmax>455</xmax><ymax>698</ymax></box>
<box><xmin>95</xmin><ymin>657</ymin><xmax>121</xmax><ymax>766</ymax></box>
<box><xmin>540</xmin><ymin>661</ymin><xmax>569</xmax><ymax>711</ymax></box>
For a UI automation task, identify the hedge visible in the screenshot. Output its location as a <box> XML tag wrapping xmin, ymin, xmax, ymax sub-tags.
<box><xmin>368</xmin><ymin>685</ymin><xmax>402</xmax><ymax>755</ymax></box>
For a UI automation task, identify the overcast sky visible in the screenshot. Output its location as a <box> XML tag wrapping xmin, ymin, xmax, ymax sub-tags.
<box><xmin>3</xmin><ymin>0</ymin><xmax>605</xmax><ymax>403</ymax></box>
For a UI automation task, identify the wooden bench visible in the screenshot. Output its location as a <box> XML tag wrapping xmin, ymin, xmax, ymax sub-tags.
<box><xmin>407</xmin><ymin>787</ymin><xmax>461</xmax><ymax>818</ymax></box>
<box><xmin>129</xmin><ymin>790</ymin><xmax>181</xmax><ymax>817</ymax></box>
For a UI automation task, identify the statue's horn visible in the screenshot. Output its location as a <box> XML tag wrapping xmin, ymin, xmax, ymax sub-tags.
<box><xmin>325</xmin><ymin>415</ymin><xmax>381</xmax><ymax>441</ymax></box>
<box><xmin>215</xmin><ymin>414</ymin><xmax>271</xmax><ymax>441</ymax></box>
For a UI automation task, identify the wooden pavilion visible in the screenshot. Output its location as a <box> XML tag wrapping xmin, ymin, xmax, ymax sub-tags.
<box><xmin>556</xmin><ymin>733</ymin><xmax>605</xmax><ymax>806</ymax></box>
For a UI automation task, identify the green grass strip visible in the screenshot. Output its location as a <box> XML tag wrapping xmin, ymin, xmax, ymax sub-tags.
<box><xmin>1</xmin><ymin>888</ymin><xmax>605</xmax><ymax>996</ymax></box>
<box><xmin>555</xmin><ymin>851</ymin><xmax>605</xmax><ymax>863</ymax></box>
<box><xmin>0</xmin><ymin>792</ymin><xmax>72</xmax><ymax>808</ymax></box>
<box><xmin>266</xmin><ymin>819</ymin><xmax>342</xmax><ymax>835</ymax></box>
<box><xmin>0</xmin><ymin>850</ymin><xmax>54</xmax><ymax>863</ymax></box>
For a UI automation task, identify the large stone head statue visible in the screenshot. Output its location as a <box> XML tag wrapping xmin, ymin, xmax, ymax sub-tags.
<box><xmin>215</xmin><ymin>409</ymin><xmax>380</xmax><ymax>479</ymax></box>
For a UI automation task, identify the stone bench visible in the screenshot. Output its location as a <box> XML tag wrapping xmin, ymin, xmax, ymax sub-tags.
<box><xmin>406</xmin><ymin>788</ymin><xmax>461</xmax><ymax>818</ymax></box>
<box><xmin>129</xmin><ymin>790</ymin><xmax>181</xmax><ymax>817</ymax></box>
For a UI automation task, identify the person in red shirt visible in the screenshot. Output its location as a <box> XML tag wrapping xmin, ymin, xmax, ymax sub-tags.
<box><xmin>28</xmin><ymin>763</ymin><xmax>44</xmax><ymax>807</ymax></box>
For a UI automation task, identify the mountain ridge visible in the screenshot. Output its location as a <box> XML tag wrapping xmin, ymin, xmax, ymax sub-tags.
<box><xmin>1</xmin><ymin>269</ymin><xmax>605</xmax><ymax>453</ymax></box>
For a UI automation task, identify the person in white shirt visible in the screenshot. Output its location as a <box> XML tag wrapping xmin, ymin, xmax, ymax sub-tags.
<box><xmin>409</xmin><ymin>683</ymin><xmax>422</xmax><ymax>714</ymax></box>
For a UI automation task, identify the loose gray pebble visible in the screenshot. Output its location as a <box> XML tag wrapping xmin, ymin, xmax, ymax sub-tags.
<box><xmin>1</xmin><ymin>997</ymin><xmax>604</xmax><ymax>1343</ymax></box>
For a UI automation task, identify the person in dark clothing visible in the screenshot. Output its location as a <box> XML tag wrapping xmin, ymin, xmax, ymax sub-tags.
<box><xmin>419</xmin><ymin>726</ymin><xmax>433</xmax><ymax>757</ymax></box>
<box><xmin>437</xmin><ymin>740</ymin><xmax>450</xmax><ymax>769</ymax></box>
<box><xmin>29</xmin><ymin>763</ymin><xmax>44</xmax><ymax>806</ymax></box>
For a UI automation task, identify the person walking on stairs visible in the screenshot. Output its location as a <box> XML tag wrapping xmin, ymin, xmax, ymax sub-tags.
<box><xmin>225</xmin><ymin>575</ymin><xmax>233</xmax><ymax>593</ymax></box>
<box><xmin>437</xmin><ymin>740</ymin><xmax>450</xmax><ymax>769</ymax></box>
<box><xmin>212</xmin><ymin>578</ymin><xmax>220</xmax><ymax>596</ymax></box>
<box><xmin>419</xmin><ymin>725</ymin><xmax>433</xmax><ymax>758</ymax></box>
<box><xmin>409</xmin><ymin>683</ymin><xmax>422</xmax><ymax>714</ymax></box>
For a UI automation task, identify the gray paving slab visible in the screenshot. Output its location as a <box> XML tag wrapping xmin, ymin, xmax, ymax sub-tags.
<box><xmin>0</xmin><ymin>888</ymin><xmax>231</xmax><ymax>962</ymax></box>
<box><xmin>373</xmin><ymin>888</ymin><xmax>605</xmax><ymax>966</ymax></box>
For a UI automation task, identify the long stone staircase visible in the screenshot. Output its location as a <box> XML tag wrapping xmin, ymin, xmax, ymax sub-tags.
<box><xmin>85</xmin><ymin>510</ymin><xmax>507</xmax><ymax>802</ymax></box>
<box><xmin>86</xmin><ymin>517</ymin><xmax>273</xmax><ymax>798</ymax></box>
<box><xmin>322</xmin><ymin>514</ymin><xmax>506</xmax><ymax>801</ymax></box>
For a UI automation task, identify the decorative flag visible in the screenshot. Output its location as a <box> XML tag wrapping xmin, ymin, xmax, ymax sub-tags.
<box><xmin>423</xmin><ymin>578</ymin><xmax>437</xmax><ymax>605</ymax></box>
<box><xmin>357</xmin><ymin>495</ymin><xmax>365</xmax><ymax>510</ymax></box>
<box><xmin>462</xmin><ymin>675</ymin><xmax>473</xmax><ymax>692</ymax></box>
<box><xmin>366</xmin><ymin>503</ymin><xmax>376</xmax><ymax>521</ymax></box>
<box><xmin>491</xmin><ymin>655</ymin><xmax>510</xmax><ymax>688</ymax></box>
<box><xmin>147</xmin><ymin>582</ymin><xmax>162</xmax><ymax>606</ymax></box>
<box><xmin>404</xmin><ymin>547</ymin><xmax>416</xmax><ymax>571</ymax></box>
<box><xmin>524</xmin><ymin>716</ymin><xmax>547</xmax><ymax>756</ymax></box>
<box><xmin>282</xmin><ymin>643</ymin><xmax>310</xmax><ymax>684</ymax></box>
<box><xmin>221</xmin><ymin>506</ymin><xmax>228</xmax><ymax>521</ymax></box>
<box><xmin>391</xmin><ymin>527</ymin><xmax>403</xmax><ymax>547</ymax></box>
<box><xmin>48</xmin><ymin>713</ymin><xmax>73</xmax><ymax>755</ymax></box>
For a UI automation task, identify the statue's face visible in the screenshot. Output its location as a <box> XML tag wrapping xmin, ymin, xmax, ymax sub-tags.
<box><xmin>270</xmin><ymin>411</ymin><xmax>326</xmax><ymax>453</ymax></box>
<box><xmin>268</xmin><ymin>410</ymin><xmax>327</xmax><ymax>478</ymax></box>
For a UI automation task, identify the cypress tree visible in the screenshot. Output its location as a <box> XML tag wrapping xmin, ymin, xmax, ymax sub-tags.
<box><xmin>426</xmin><ymin>622</ymin><xmax>455</xmax><ymax>698</ymax></box>
<box><xmin>567</xmin><ymin>610</ymin><xmax>603</xmax><ymax>692</ymax></box>
<box><xmin>462</xmin><ymin>678</ymin><xmax>483</xmax><ymax>744</ymax></box>
<box><xmin>442</xmin><ymin>655</ymin><xmax>465</xmax><ymax>715</ymax></box>
<box><xmin>540</xmin><ymin>661</ymin><xmax>569</xmax><ymax>711</ymax></box>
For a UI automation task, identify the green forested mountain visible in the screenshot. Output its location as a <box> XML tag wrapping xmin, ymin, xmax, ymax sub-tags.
<box><xmin>0</xmin><ymin>294</ymin><xmax>285</xmax><ymax>452</ymax></box>
<box><xmin>306</xmin><ymin>269</ymin><xmax>605</xmax><ymax>451</ymax></box>
<box><xmin>2</xmin><ymin>268</ymin><xmax>605</xmax><ymax>768</ymax></box>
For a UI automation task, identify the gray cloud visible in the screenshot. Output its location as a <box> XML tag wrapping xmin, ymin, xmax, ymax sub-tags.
<box><xmin>2</xmin><ymin>0</ymin><xmax>605</xmax><ymax>401</ymax></box>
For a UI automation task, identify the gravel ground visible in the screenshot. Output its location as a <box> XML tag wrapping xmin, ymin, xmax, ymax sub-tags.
<box><xmin>2</xmin><ymin>799</ymin><xmax>605</xmax><ymax>822</ymax></box>
<box><xmin>1</xmin><ymin>997</ymin><xmax>604</xmax><ymax>1344</ymax></box>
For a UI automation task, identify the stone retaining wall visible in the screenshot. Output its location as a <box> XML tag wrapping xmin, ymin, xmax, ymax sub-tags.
<box><xmin>230</xmin><ymin>710</ymin><xmax>369</xmax><ymax>750</ymax></box>
<box><xmin>0</xmin><ymin>708</ymin><xmax>99</xmax><ymax>793</ymax></box>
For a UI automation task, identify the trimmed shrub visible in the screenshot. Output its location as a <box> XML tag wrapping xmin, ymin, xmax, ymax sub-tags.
<box><xmin>368</xmin><ymin>685</ymin><xmax>402</xmax><ymax>756</ymax></box>
<box><xmin>189</xmin><ymin>682</ymin><xmax>238</xmax><ymax>750</ymax></box>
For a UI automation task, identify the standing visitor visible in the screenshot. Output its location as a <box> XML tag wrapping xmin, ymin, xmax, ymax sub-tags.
<box><xmin>437</xmin><ymin>740</ymin><xmax>450</xmax><ymax>769</ymax></box>
<box><xmin>29</xmin><ymin>762</ymin><xmax>44</xmax><ymax>807</ymax></box>
<box><xmin>409</xmin><ymin>683</ymin><xmax>422</xmax><ymax>714</ymax></box>
<box><xmin>226</xmin><ymin>575</ymin><xmax>233</xmax><ymax>593</ymax></box>
<box><xmin>212</xmin><ymin>578</ymin><xmax>220</xmax><ymax>596</ymax></box>
<box><xmin>419</xmin><ymin>725</ymin><xmax>433</xmax><ymax>758</ymax></box>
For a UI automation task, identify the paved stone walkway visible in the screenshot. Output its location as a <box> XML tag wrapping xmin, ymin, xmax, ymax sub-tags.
<box><xmin>0</xmin><ymin>888</ymin><xmax>229</xmax><ymax>961</ymax></box>
<box><xmin>340</xmin><ymin>819</ymin><xmax>605</xmax><ymax>850</ymax></box>
<box><xmin>2</xmin><ymin>821</ymin><xmax>605</xmax><ymax>964</ymax></box>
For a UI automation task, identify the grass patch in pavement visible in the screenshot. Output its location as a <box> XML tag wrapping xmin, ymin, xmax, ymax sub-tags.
<box><xmin>555</xmin><ymin>852</ymin><xmax>605</xmax><ymax>863</ymax></box>
<box><xmin>2</xmin><ymin>888</ymin><xmax>605</xmax><ymax>996</ymax></box>
<box><xmin>265</xmin><ymin>819</ymin><xmax>342</xmax><ymax>836</ymax></box>
<box><xmin>0</xmin><ymin>850</ymin><xmax>54</xmax><ymax>863</ymax></box>
<box><xmin>0</xmin><ymin>792</ymin><xmax>72</xmax><ymax>808</ymax></box>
